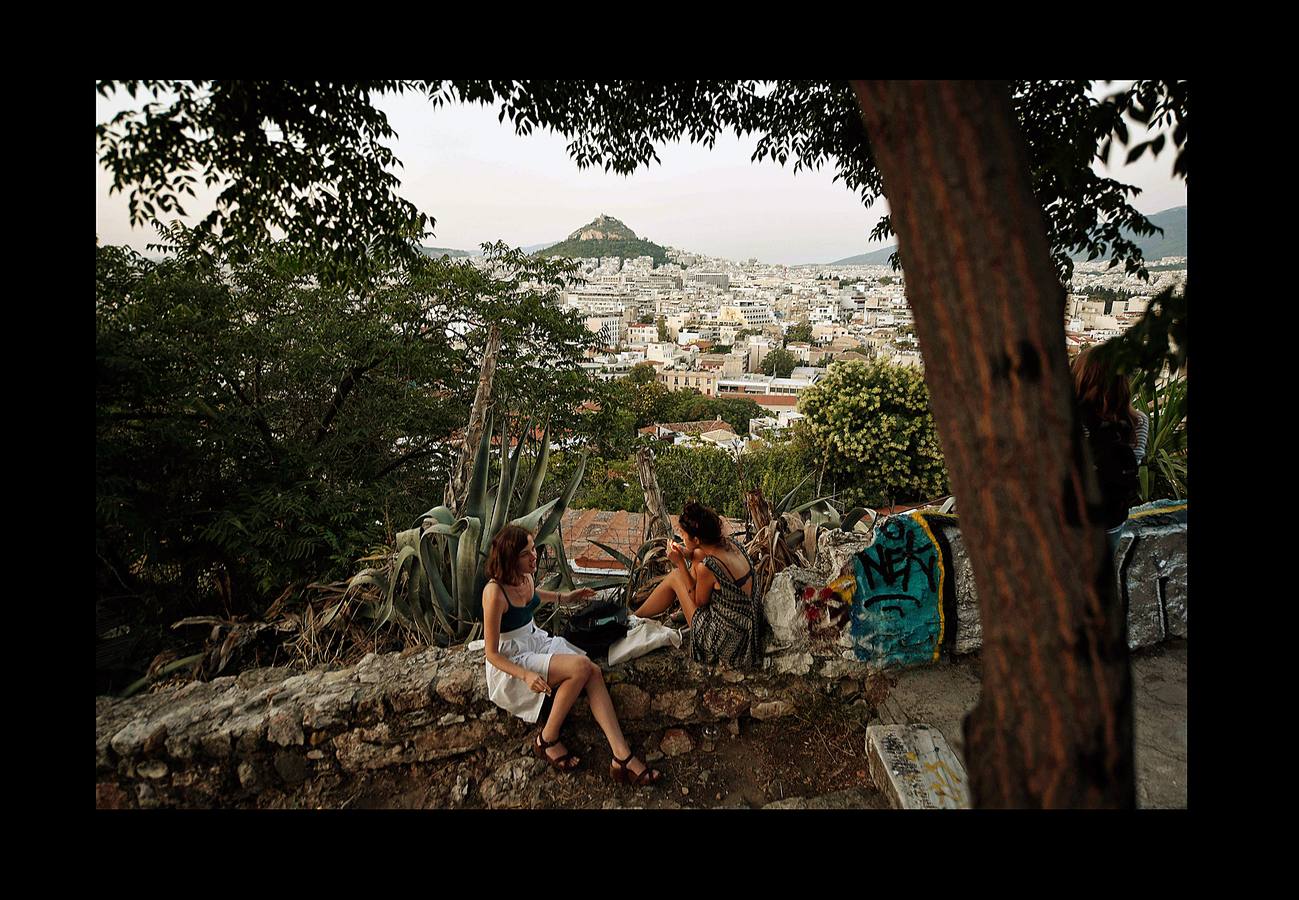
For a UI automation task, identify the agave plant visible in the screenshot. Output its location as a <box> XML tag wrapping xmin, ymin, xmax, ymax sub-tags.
<box><xmin>327</xmin><ymin>412</ymin><xmax>592</xmax><ymax>646</ymax></box>
<box><xmin>1134</xmin><ymin>374</ymin><xmax>1188</xmax><ymax>502</ymax></box>
<box><xmin>744</xmin><ymin>476</ymin><xmax>875</xmax><ymax>595</ymax></box>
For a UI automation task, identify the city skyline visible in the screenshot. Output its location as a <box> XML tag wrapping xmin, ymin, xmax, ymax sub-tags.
<box><xmin>95</xmin><ymin>84</ymin><xmax>1187</xmax><ymax>266</ymax></box>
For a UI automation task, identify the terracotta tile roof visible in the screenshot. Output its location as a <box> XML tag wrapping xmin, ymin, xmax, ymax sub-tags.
<box><xmin>655</xmin><ymin>418</ymin><xmax>733</xmax><ymax>435</ymax></box>
<box><xmin>557</xmin><ymin>508</ymin><xmax>745</xmax><ymax>573</ymax></box>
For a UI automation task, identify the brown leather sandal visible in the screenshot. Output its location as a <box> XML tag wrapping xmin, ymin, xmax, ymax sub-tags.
<box><xmin>534</xmin><ymin>731</ymin><xmax>581</xmax><ymax>773</ymax></box>
<box><xmin>611</xmin><ymin>749</ymin><xmax>662</xmax><ymax>786</ymax></box>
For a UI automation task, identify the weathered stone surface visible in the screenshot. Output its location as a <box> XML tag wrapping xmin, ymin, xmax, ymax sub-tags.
<box><xmin>1125</xmin><ymin>530</ymin><xmax>1171</xmax><ymax>649</ymax></box>
<box><xmin>763</xmin><ymin>788</ymin><xmax>881</xmax><ymax>809</ymax></box>
<box><xmin>816</xmin><ymin>529</ymin><xmax>874</xmax><ymax>582</ymax></box>
<box><xmin>412</xmin><ymin>720</ymin><xmax>491</xmax><ymax>761</ymax></box>
<box><xmin>750</xmin><ymin>700</ymin><xmax>794</xmax><ymax>721</ymax></box>
<box><xmin>721</xmin><ymin>670</ymin><xmax>745</xmax><ymax>683</ymax></box>
<box><xmin>1127</xmin><ymin>524</ymin><xmax>1188</xmax><ymax>643</ymax></box>
<box><xmin>660</xmin><ymin>728</ymin><xmax>694</xmax><ymax>756</ymax></box>
<box><xmin>434</xmin><ymin>663</ymin><xmax>478</xmax><ymax>706</ymax></box>
<box><xmin>652</xmin><ymin>689</ymin><xmax>698</xmax><ymax>720</ymax></box>
<box><xmin>702</xmin><ymin>687</ymin><xmax>750</xmax><ymax>719</ymax></box>
<box><xmin>137</xmin><ymin>759</ymin><xmax>168</xmax><ymax>779</ymax></box>
<box><xmin>267</xmin><ymin>709</ymin><xmax>305</xmax><ymax>747</ymax></box>
<box><xmin>274</xmin><ymin>750</ymin><xmax>309</xmax><ymax>785</ymax></box>
<box><xmin>932</xmin><ymin>524</ymin><xmax>982</xmax><ymax>655</ymax></box>
<box><xmin>762</xmin><ymin>566</ymin><xmax>819</xmax><ymax>659</ymax></box>
<box><xmin>865</xmin><ymin>724</ymin><xmax>970</xmax><ymax>809</ymax></box>
<box><xmin>768</xmin><ymin>650</ymin><xmax>813</xmax><ymax>676</ymax></box>
<box><xmin>610</xmin><ymin>684</ymin><xmax>651</xmax><ymax>720</ymax></box>
<box><xmin>480</xmin><ymin>757</ymin><xmax>546</xmax><ymax>809</ymax></box>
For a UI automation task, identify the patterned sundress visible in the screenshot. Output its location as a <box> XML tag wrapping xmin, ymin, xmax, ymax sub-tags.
<box><xmin>689</xmin><ymin>541</ymin><xmax>763</xmax><ymax>668</ymax></box>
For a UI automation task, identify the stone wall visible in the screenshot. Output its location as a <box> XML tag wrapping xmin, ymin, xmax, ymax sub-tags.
<box><xmin>95</xmin><ymin>641</ymin><xmax>875</xmax><ymax>809</ymax></box>
<box><xmin>764</xmin><ymin>501</ymin><xmax>1187</xmax><ymax>675</ymax></box>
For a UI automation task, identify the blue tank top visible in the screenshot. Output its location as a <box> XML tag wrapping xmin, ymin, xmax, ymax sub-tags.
<box><xmin>496</xmin><ymin>582</ymin><xmax>540</xmax><ymax>633</ymax></box>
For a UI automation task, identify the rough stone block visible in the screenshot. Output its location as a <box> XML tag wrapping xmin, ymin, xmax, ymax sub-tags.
<box><xmin>651</xmin><ymin>689</ymin><xmax>698</xmax><ymax>720</ymax></box>
<box><xmin>936</xmin><ymin>525</ymin><xmax>982</xmax><ymax>655</ymax></box>
<box><xmin>660</xmin><ymin>728</ymin><xmax>694</xmax><ymax>757</ymax></box>
<box><xmin>412</xmin><ymin>720</ymin><xmax>491</xmax><ymax>761</ymax></box>
<box><xmin>762</xmin><ymin>566</ymin><xmax>819</xmax><ymax>658</ymax></box>
<box><xmin>816</xmin><ymin>530</ymin><xmax>875</xmax><ymax>582</ymax></box>
<box><xmin>865</xmin><ymin>724</ymin><xmax>970</xmax><ymax>809</ymax></box>
<box><xmin>702</xmin><ymin>687</ymin><xmax>751</xmax><ymax>719</ymax></box>
<box><xmin>750</xmin><ymin>700</ymin><xmax>794</xmax><ymax>721</ymax></box>
<box><xmin>1125</xmin><ymin>532</ymin><xmax>1171</xmax><ymax>649</ymax></box>
<box><xmin>268</xmin><ymin>709</ymin><xmax>305</xmax><ymax>747</ymax></box>
<box><xmin>610</xmin><ymin>684</ymin><xmax>651</xmax><ymax>720</ymax></box>
<box><xmin>434</xmin><ymin>665</ymin><xmax>477</xmax><ymax>707</ymax></box>
<box><xmin>274</xmin><ymin>751</ymin><xmax>309</xmax><ymax>786</ymax></box>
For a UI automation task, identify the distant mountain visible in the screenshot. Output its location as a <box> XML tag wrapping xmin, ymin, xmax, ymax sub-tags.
<box><xmin>830</xmin><ymin>245</ymin><xmax>897</xmax><ymax>266</ymax></box>
<box><xmin>534</xmin><ymin>214</ymin><xmax>670</xmax><ymax>267</ymax></box>
<box><xmin>1071</xmin><ymin>205</ymin><xmax>1186</xmax><ymax>262</ymax></box>
<box><xmin>419</xmin><ymin>245</ymin><xmax>475</xmax><ymax>259</ymax></box>
<box><xmin>829</xmin><ymin>206</ymin><xmax>1187</xmax><ymax>268</ymax></box>
<box><xmin>521</xmin><ymin>240</ymin><xmax>560</xmax><ymax>254</ymax></box>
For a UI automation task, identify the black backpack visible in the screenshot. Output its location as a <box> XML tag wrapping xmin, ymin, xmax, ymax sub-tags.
<box><xmin>1087</xmin><ymin>417</ymin><xmax>1140</xmax><ymax>529</ymax></box>
<box><xmin>560</xmin><ymin>597</ymin><xmax>630</xmax><ymax>657</ymax></box>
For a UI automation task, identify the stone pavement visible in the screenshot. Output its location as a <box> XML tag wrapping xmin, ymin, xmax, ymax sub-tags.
<box><xmin>875</xmin><ymin>639</ymin><xmax>1187</xmax><ymax>808</ymax></box>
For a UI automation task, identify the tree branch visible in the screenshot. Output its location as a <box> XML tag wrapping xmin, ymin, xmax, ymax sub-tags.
<box><xmin>315</xmin><ymin>357</ymin><xmax>384</xmax><ymax>447</ymax></box>
<box><xmin>375</xmin><ymin>445</ymin><xmax>449</xmax><ymax>480</ymax></box>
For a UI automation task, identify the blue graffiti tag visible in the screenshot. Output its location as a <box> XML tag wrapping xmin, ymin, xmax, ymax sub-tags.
<box><xmin>850</xmin><ymin>514</ymin><xmax>944</xmax><ymax>666</ymax></box>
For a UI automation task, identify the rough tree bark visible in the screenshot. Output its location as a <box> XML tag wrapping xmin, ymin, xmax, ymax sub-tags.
<box><xmin>636</xmin><ymin>447</ymin><xmax>674</xmax><ymax>542</ymax></box>
<box><xmin>444</xmin><ymin>325</ymin><xmax>502</xmax><ymax>514</ymax></box>
<box><xmin>850</xmin><ymin>80</ymin><xmax>1133</xmax><ymax>807</ymax></box>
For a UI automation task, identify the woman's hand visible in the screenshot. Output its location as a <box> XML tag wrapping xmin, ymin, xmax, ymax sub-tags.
<box><xmin>667</xmin><ymin>541</ymin><xmax>685</xmax><ymax>566</ymax></box>
<box><xmin>525</xmin><ymin>672</ymin><xmax>552</xmax><ymax>694</ymax></box>
<box><xmin>567</xmin><ymin>587</ymin><xmax>596</xmax><ymax>604</ymax></box>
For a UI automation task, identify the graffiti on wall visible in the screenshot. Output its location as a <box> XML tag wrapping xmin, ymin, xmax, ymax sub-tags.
<box><xmin>847</xmin><ymin>513</ymin><xmax>947</xmax><ymax>666</ymax></box>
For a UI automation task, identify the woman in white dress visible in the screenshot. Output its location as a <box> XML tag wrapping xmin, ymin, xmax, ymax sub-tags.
<box><xmin>482</xmin><ymin>524</ymin><xmax>662</xmax><ymax>785</ymax></box>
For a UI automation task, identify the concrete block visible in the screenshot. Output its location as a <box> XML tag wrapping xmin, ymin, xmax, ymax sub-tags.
<box><xmin>935</xmin><ymin>524</ymin><xmax>981</xmax><ymax>655</ymax></box>
<box><xmin>865</xmin><ymin>723</ymin><xmax>970</xmax><ymax>809</ymax></box>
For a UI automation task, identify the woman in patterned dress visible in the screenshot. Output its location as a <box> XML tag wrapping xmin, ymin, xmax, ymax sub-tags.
<box><xmin>482</xmin><ymin>524</ymin><xmax>662</xmax><ymax>785</ymax></box>
<box><xmin>632</xmin><ymin>500</ymin><xmax>763</xmax><ymax>668</ymax></box>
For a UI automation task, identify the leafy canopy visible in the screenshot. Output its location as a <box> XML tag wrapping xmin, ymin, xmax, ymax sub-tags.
<box><xmin>98</xmin><ymin>80</ymin><xmax>1187</xmax><ymax>284</ymax></box>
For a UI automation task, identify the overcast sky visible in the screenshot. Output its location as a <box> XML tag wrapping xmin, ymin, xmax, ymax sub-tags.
<box><xmin>95</xmin><ymin>84</ymin><xmax>1187</xmax><ymax>266</ymax></box>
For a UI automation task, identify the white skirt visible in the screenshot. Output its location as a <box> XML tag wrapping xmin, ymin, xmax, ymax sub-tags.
<box><xmin>485</xmin><ymin>621</ymin><xmax>588</xmax><ymax>723</ymax></box>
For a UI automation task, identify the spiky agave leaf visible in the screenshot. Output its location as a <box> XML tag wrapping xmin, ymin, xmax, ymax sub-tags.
<box><xmin>455</xmin><ymin>516</ymin><xmax>483</xmax><ymax>623</ymax></box>
<box><xmin>590</xmin><ymin>539</ymin><xmax>636</xmax><ymax>571</ymax></box>
<box><xmin>464</xmin><ymin>411</ymin><xmax>494</xmax><ymax>522</ymax></box>
<box><xmin>535</xmin><ymin>451</ymin><xmax>586</xmax><ymax>546</ymax></box>
<box><xmin>418</xmin><ymin>528</ymin><xmax>458</xmax><ymax>637</ymax></box>
<box><xmin>776</xmin><ymin>473</ymin><xmax>813</xmax><ymax>515</ymax></box>
<box><xmin>840</xmin><ymin>507</ymin><xmax>874</xmax><ymax>532</ymax></box>
<box><xmin>412</xmin><ymin>505</ymin><xmax>456</xmax><ymax>530</ymax></box>
<box><xmin>487</xmin><ymin>414</ymin><xmax>529</xmax><ymax>552</ymax></box>
<box><xmin>520</xmin><ymin>417</ymin><xmax>551</xmax><ymax>514</ymax></box>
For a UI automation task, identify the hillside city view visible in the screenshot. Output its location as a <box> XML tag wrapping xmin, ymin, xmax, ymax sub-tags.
<box><xmin>96</xmin><ymin>80</ymin><xmax>1187</xmax><ymax>812</ymax></box>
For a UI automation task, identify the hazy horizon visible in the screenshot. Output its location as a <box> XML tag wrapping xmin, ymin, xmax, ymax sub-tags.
<box><xmin>95</xmin><ymin>84</ymin><xmax>1188</xmax><ymax>266</ymax></box>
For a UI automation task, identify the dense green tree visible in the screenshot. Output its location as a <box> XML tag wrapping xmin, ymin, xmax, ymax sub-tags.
<box><xmin>783</xmin><ymin>320</ymin><xmax>814</xmax><ymax>344</ymax></box>
<box><xmin>656</xmin><ymin>315</ymin><xmax>669</xmax><ymax>342</ymax></box>
<box><xmin>97</xmin><ymin>235</ymin><xmax>594</xmax><ymax>622</ymax></box>
<box><xmin>797</xmin><ymin>360</ymin><xmax>948</xmax><ymax>508</ymax></box>
<box><xmin>760</xmin><ymin>347</ymin><xmax>798</xmax><ymax>377</ymax></box>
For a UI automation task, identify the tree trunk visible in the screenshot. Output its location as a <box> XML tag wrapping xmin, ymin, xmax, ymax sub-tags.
<box><xmin>636</xmin><ymin>447</ymin><xmax>674</xmax><ymax>542</ymax></box>
<box><xmin>850</xmin><ymin>80</ymin><xmax>1133</xmax><ymax>807</ymax></box>
<box><xmin>444</xmin><ymin>325</ymin><xmax>502</xmax><ymax>514</ymax></box>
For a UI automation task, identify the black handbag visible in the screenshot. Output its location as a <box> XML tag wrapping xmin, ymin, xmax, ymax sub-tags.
<box><xmin>560</xmin><ymin>597</ymin><xmax>630</xmax><ymax>657</ymax></box>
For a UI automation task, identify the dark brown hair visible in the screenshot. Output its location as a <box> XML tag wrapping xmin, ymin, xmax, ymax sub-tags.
<box><xmin>1071</xmin><ymin>348</ymin><xmax>1140</xmax><ymax>440</ymax></box>
<box><xmin>485</xmin><ymin>524</ymin><xmax>532</xmax><ymax>585</ymax></box>
<box><xmin>679</xmin><ymin>500</ymin><xmax>723</xmax><ymax>544</ymax></box>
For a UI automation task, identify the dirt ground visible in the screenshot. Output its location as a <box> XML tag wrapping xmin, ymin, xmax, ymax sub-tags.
<box><xmin>315</xmin><ymin>684</ymin><xmax>888</xmax><ymax>810</ymax></box>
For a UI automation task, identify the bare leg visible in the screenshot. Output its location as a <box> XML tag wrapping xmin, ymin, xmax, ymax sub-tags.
<box><xmin>539</xmin><ymin>654</ymin><xmax>593</xmax><ymax>765</ymax></box>
<box><xmin>634</xmin><ymin>567</ymin><xmax>702</xmax><ymax>623</ymax></box>
<box><xmin>583</xmin><ymin>666</ymin><xmax>655</xmax><ymax>780</ymax></box>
